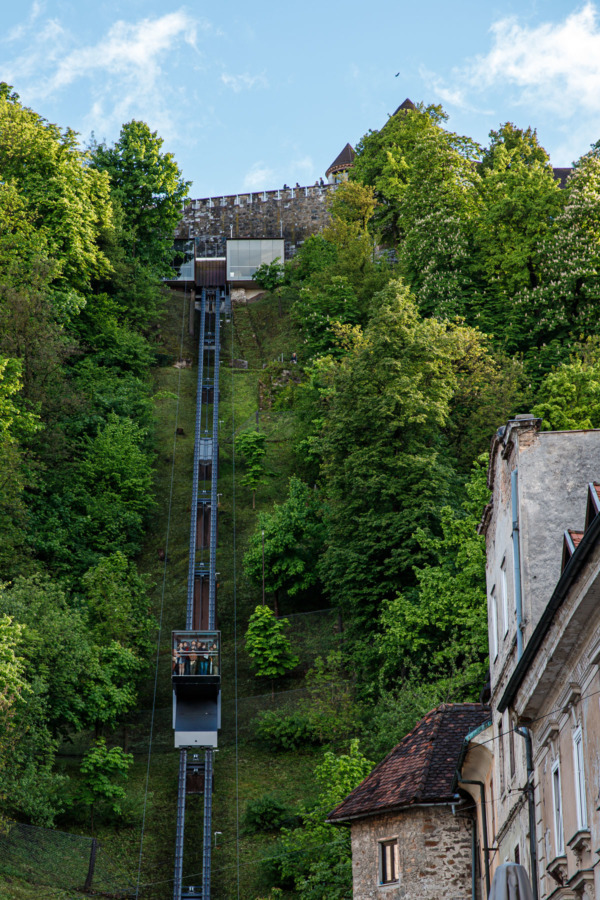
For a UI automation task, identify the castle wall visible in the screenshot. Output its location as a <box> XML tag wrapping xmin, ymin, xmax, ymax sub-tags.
<box><xmin>175</xmin><ymin>184</ymin><xmax>335</xmax><ymax>260</ymax></box>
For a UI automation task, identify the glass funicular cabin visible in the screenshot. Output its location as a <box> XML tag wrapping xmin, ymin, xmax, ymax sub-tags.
<box><xmin>172</xmin><ymin>630</ymin><xmax>221</xmax><ymax>748</ymax></box>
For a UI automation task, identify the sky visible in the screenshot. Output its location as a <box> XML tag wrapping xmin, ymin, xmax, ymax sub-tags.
<box><xmin>2</xmin><ymin>0</ymin><xmax>600</xmax><ymax>197</ymax></box>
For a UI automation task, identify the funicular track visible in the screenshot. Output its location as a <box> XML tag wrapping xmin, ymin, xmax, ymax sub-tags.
<box><xmin>173</xmin><ymin>287</ymin><xmax>227</xmax><ymax>900</ymax></box>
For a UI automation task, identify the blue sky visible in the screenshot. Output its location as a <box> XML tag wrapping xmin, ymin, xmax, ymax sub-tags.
<box><xmin>2</xmin><ymin>1</ymin><xmax>600</xmax><ymax>196</ymax></box>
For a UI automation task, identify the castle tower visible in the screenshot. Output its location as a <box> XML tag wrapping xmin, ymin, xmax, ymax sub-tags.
<box><xmin>326</xmin><ymin>142</ymin><xmax>356</xmax><ymax>184</ymax></box>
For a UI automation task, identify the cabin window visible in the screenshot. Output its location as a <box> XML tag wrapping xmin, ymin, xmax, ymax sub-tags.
<box><xmin>551</xmin><ymin>759</ymin><xmax>564</xmax><ymax>855</ymax></box>
<box><xmin>573</xmin><ymin>726</ymin><xmax>587</xmax><ymax>829</ymax></box>
<box><xmin>379</xmin><ymin>839</ymin><xmax>398</xmax><ymax>885</ymax></box>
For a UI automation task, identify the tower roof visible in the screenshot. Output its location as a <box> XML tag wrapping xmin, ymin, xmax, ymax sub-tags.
<box><xmin>326</xmin><ymin>143</ymin><xmax>356</xmax><ymax>178</ymax></box>
<box><xmin>392</xmin><ymin>97</ymin><xmax>416</xmax><ymax>116</ymax></box>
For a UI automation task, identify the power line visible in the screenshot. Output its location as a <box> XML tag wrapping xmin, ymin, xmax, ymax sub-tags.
<box><xmin>135</xmin><ymin>284</ymin><xmax>188</xmax><ymax>899</ymax></box>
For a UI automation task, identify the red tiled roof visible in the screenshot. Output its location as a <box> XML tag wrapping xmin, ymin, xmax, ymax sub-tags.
<box><xmin>326</xmin><ymin>143</ymin><xmax>356</xmax><ymax>176</ymax></box>
<box><xmin>327</xmin><ymin>703</ymin><xmax>490</xmax><ymax>823</ymax></box>
<box><xmin>569</xmin><ymin>529</ymin><xmax>584</xmax><ymax>549</ymax></box>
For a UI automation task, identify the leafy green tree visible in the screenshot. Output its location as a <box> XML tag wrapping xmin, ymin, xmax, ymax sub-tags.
<box><xmin>243</xmin><ymin>477</ymin><xmax>325</xmax><ymax>598</ymax></box>
<box><xmin>82</xmin><ymin>551</ymin><xmax>155</xmax><ymax>654</ymax></box>
<box><xmin>245</xmin><ymin>605</ymin><xmax>299</xmax><ymax>681</ymax></box>
<box><xmin>317</xmin><ymin>280</ymin><xmax>489</xmax><ymax>632</ymax></box>
<box><xmin>532</xmin><ymin>344</ymin><xmax>600</xmax><ymax>430</ymax></box>
<box><xmin>394</xmin><ymin>122</ymin><xmax>481</xmax><ymax>320</ymax></box>
<box><xmin>515</xmin><ymin>152</ymin><xmax>600</xmax><ymax>378</ymax></box>
<box><xmin>472</xmin><ymin>124</ymin><xmax>564</xmax><ymax>344</ymax></box>
<box><xmin>254</xmin><ymin>258</ymin><xmax>285</xmax><ymax>292</ymax></box>
<box><xmin>375</xmin><ymin>458</ymin><xmax>489</xmax><ymax>694</ymax></box>
<box><xmin>237</xmin><ymin>429</ymin><xmax>268</xmax><ymax>509</ymax></box>
<box><xmin>0</xmin><ymin>83</ymin><xmax>113</xmax><ymax>314</ymax></box>
<box><xmin>77</xmin><ymin>738</ymin><xmax>133</xmax><ymax>831</ymax></box>
<box><xmin>77</xmin><ymin>413</ymin><xmax>155</xmax><ymax>557</ymax></box>
<box><xmin>351</xmin><ymin>102</ymin><xmax>466</xmax><ymax>244</ymax></box>
<box><xmin>91</xmin><ymin>120</ymin><xmax>190</xmax><ymax>275</ymax></box>
<box><xmin>286</xmin><ymin>234</ymin><xmax>338</xmax><ymax>283</ymax></box>
<box><xmin>276</xmin><ymin>741</ymin><xmax>372</xmax><ymax>900</ymax></box>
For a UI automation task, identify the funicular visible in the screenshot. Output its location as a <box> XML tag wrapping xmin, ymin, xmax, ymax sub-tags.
<box><xmin>172</xmin><ymin>630</ymin><xmax>221</xmax><ymax>748</ymax></box>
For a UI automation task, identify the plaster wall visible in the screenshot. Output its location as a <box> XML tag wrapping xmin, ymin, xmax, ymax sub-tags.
<box><xmin>350</xmin><ymin>806</ymin><xmax>474</xmax><ymax>900</ymax></box>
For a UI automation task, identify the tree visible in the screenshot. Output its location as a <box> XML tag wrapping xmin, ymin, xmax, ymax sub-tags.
<box><xmin>0</xmin><ymin>83</ymin><xmax>113</xmax><ymax>315</ymax></box>
<box><xmin>317</xmin><ymin>280</ymin><xmax>488</xmax><ymax>633</ymax></box>
<box><xmin>276</xmin><ymin>741</ymin><xmax>373</xmax><ymax>900</ymax></box>
<box><xmin>243</xmin><ymin>477</ymin><xmax>325</xmax><ymax>599</ymax></box>
<box><xmin>375</xmin><ymin>457</ymin><xmax>489</xmax><ymax>694</ymax></box>
<box><xmin>82</xmin><ymin>551</ymin><xmax>155</xmax><ymax>655</ymax></box>
<box><xmin>253</xmin><ymin>258</ymin><xmax>285</xmax><ymax>292</ymax></box>
<box><xmin>514</xmin><ymin>152</ymin><xmax>600</xmax><ymax>379</ymax></box>
<box><xmin>532</xmin><ymin>344</ymin><xmax>600</xmax><ymax>430</ymax></box>
<box><xmin>472</xmin><ymin>123</ymin><xmax>564</xmax><ymax>345</ymax></box>
<box><xmin>77</xmin><ymin>738</ymin><xmax>133</xmax><ymax>831</ymax></box>
<box><xmin>91</xmin><ymin>120</ymin><xmax>190</xmax><ymax>275</ymax></box>
<box><xmin>236</xmin><ymin>429</ymin><xmax>268</xmax><ymax>509</ymax></box>
<box><xmin>245</xmin><ymin>606</ymin><xmax>299</xmax><ymax>681</ymax></box>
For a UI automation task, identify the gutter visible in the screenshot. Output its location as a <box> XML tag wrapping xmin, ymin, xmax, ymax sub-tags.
<box><xmin>498</xmin><ymin>506</ymin><xmax>600</xmax><ymax>714</ymax></box>
<box><xmin>327</xmin><ymin>799</ymin><xmax>464</xmax><ymax>826</ymax></box>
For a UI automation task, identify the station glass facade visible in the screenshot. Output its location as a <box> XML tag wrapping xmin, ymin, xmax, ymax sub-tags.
<box><xmin>226</xmin><ymin>239</ymin><xmax>284</xmax><ymax>281</ymax></box>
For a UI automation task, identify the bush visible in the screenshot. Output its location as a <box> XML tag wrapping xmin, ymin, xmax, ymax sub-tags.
<box><xmin>255</xmin><ymin>709</ymin><xmax>317</xmax><ymax>751</ymax></box>
<box><xmin>243</xmin><ymin>795</ymin><xmax>298</xmax><ymax>833</ymax></box>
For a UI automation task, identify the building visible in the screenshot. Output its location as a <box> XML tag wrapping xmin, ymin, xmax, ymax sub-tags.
<box><xmin>459</xmin><ymin>416</ymin><xmax>600</xmax><ymax>900</ymax></box>
<box><xmin>327</xmin><ymin>703</ymin><xmax>490</xmax><ymax>899</ymax></box>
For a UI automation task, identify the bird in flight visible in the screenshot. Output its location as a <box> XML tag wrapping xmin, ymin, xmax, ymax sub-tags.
<box><xmin>395</xmin><ymin>72</ymin><xmax>400</xmax><ymax>77</ymax></box>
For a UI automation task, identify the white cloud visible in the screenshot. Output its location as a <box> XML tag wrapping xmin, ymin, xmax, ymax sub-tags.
<box><xmin>243</xmin><ymin>162</ymin><xmax>277</xmax><ymax>191</ymax></box>
<box><xmin>4</xmin><ymin>0</ymin><xmax>45</xmax><ymax>44</ymax></box>
<box><xmin>221</xmin><ymin>71</ymin><xmax>268</xmax><ymax>93</ymax></box>
<box><xmin>1</xmin><ymin>8</ymin><xmax>214</xmax><ymax>142</ymax></box>
<box><xmin>434</xmin><ymin>2</ymin><xmax>600</xmax><ymax>120</ymax></box>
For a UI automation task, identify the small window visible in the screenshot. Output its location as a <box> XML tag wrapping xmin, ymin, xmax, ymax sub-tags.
<box><xmin>490</xmin><ymin>587</ymin><xmax>498</xmax><ymax>660</ymax></box>
<box><xmin>552</xmin><ymin>759</ymin><xmax>564</xmax><ymax>855</ymax></box>
<box><xmin>509</xmin><ymin>718</ymin><xmax>515</xmax><ymax>778</ymax></box>
<box><xmin>514</xmin><ymin>844</ymin><xmax>520</xmax><ymax>865</ymax></box>
<box><xmin>573</xmin><ymin>726</ymin><xmax>587</xmax><ymax>829</ymax></box>
<box><xmin>498</xmin><ymin>719</ymin><xmax>505</xmax><ymax>793</ymax></box>
<box><xmin>379</xmin><ymin>839</ymin><xmax>398</xmax><ymax>885</ymax></box>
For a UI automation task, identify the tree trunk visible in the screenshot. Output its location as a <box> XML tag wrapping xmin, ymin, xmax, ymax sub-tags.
<box><xmin>274</xmin><ymin>589</ymin><xmax>280</xmax><ymax>618</ymax></box>
<box><xmin>252</xmin><ymin>490</ymin><xmax>256</xmax><ymax>510</ymax></box>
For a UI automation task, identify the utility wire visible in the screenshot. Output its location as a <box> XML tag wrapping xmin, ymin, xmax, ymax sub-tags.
<box><xmin>231</xmin><ymin>302</ymin><xmax>241</xmax><ymax>898</ymax></box>
<box><xmin>134</xmin><ymin>284</ymin><xmax>188</xmax><ymax>899</ymax></box>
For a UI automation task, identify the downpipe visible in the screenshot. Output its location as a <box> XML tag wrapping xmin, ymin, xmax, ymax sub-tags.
<box><xmin>516</xmin><ymin>725</ymin><xmax>539</xmax><ymax>900</ymax></box>
<box><xmin>460</xmin><ymin>779</ymin><xmax>490</xmax><ymax>898</ymax></box>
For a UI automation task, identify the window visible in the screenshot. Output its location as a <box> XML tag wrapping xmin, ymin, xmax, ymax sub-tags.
<box><xmin>551</xmin><ymin>760</ymin><xmax>564</xmax><ymax>855</ymax></box>
<box><xmin>514</xmin><ymin>844</ymin><xmax>520</xmax><ymax>865</ymax></box>
<box><xmin>573</xmin><ymin>726</ymin><xmax>587</xmax><ymax>829</ymax></box>
<box><xmin>490</xmin><ymin>587</ymin><xmax>498</xmax><ymax>660</ymax></box>
<box><xmin>509</xmin><ymin>718</ymin><xmax>516</xmax><ymax>779</ymax></box>
<box><xmin>501</xmin><ymin>560</ymin><xmax>509</xmax><ymax>636</ymax></box>
<box><xmin>379</xmin><ymin>839</ymin><xmax>398</xmax><ymax>885</ymax></box>
<box><xmin>498</xmin><ymin>719</ymin><xmax>505</xmax><ymax>793</ymax></box>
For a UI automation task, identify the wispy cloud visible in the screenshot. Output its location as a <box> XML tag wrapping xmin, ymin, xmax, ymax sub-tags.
<box><xmin>221</xmin><ymin>71</ymin><xmax>268</xmax><ymax>93</ymax></box>
<box><xmin>4</xmin><ymin>0</ymin><xmax>45</xmax><ymax>44</ymax></box>
<box><xmin>243</xmin><ymin>162</ymin><xmax>277</xmax><ymax>191</ymax></box>
<box><xmin>431</xmin><ymin>2</ymin><xmax>600</xmax><ymax>120</ymax></box>
<box><xmin>1</xmin><ymin>7</ymin><xmax>215</xmax><ymax>142</ymax></box>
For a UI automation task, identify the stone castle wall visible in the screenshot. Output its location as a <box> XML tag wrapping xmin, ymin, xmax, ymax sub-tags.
<box><xmin>350</xmin><ymin>806</ymin><xmax>475</xmax><ymax>900</ymax></box>
<box><xmin>175</xmin><ymin>184</ymin><xmax>336</xmax><ymax>260</ymax></box>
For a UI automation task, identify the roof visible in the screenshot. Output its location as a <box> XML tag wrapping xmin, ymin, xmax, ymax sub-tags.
<box><xmin>552</xmin><ymin>167</ymin><xmax>572</xmax><ymax>188</ymax></box>
<box><xmin>393</xmin><ymin>98</ymin><xmax>416</xmax><ymax>115</ymax></box>
<box><xmin>327</xmin><ymin>703</ymin><xmax>491</xmax><ymax>823</ymax></box>
<box><xmin>326</xmin><ymin>143</ymin><xmax>356</xmax><ymax>177</ymax></box>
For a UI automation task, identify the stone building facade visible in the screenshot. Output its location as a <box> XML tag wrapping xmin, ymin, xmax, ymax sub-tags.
<box><xmin>458</xmin><ymin>416</ymin><xmax>600</xmax><ymax>900</ymax></box>
<box><xmin>328</xmin><ymin>703</ymin><xmax>490</xmax><ymax>900</ymax></box>
<box><xmin>349</xmin><ymin>806</ymin><xmax>474</xmax><ymax>900</ymax></box>
<box><xmin>174</xmin><ymin>183</ymin><xmax>336</xmax><ymax>261</ymax></box>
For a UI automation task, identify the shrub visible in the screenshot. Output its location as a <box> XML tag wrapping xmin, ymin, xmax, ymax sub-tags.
<box><xmin>243</xmin><ymin>795</ymin><xmax>298</xmax><ymax>833</ymax></box>
<box><xmin>254</xmin><ymin>709</ymin><xmax>317</xmax><ymax>752</ymax></box>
